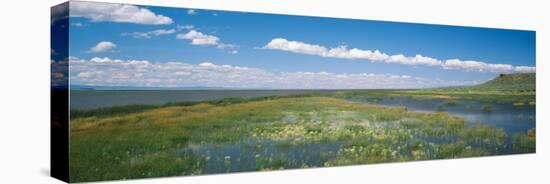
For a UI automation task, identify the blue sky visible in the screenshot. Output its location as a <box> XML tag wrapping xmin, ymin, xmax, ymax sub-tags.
<box><xmin>53</xmin><ymin>1</ymin><xmax>536</xmax><ymax>89</ymax></box>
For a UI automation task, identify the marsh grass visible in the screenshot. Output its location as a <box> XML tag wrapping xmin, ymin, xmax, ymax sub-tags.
<box><xmin>512</xmin><ymin>128</ymin><xmax>536</xmax><ymax>153</ymax></box>
<box><xmin>69</xmin><ymin>96</ymin><xmax>534</xmax><ymax>182</ymax></box>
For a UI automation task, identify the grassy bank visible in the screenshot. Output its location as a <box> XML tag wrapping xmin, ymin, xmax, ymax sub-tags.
<box><xmin>333</xmin><ymin>73</ymin><xmax>535</xmax><ymax>105</ymax></box>
<box><xmin>69</xmin><ymin>96</ymin><xmax>534</xmax><ymax>182</ymax></box>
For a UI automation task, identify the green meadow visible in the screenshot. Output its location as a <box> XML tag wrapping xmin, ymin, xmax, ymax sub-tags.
<box><xmin>69</xmin><ymin>73</ymin><xmax>535</xmax><ymax>182</ymax></box>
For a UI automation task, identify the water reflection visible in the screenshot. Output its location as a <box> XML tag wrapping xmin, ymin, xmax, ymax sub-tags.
<box><xmin>349</xmin><ymin>96</ymin><xmax>535</xmax><ymax>135</ymax></box>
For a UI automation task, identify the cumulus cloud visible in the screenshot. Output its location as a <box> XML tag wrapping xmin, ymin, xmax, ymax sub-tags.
<box><xmin>122</xmin><ymin>29</ymin><xmax>176</xmax><ymax>39</ymax></box>
<box><xmin>177</xmin><ymin>30</ymin><xmax>219</xmax><ymax>45</ymax></box>
<box><xmin>187</xmin><ymin>9</ymin><xmax>196</xmax><ymax>15</ymax></box>
<box><xmin>69</xmin><ymin>1</ymin><xmax>173</xmax><ymax>25</ymax></box>
<box><xmin>68</xmin><ymin>57</ymin><xmax>481</xmax><ymax>89</ymax></box>
<box><xmin>177</xmin><ymin>30</ymin><xmax>238</xmax><ymax>53</ymax></box>
<box><xmin>263</xmin><ymin>38</ymin><xmax>535</xmax><ymax>73</ymax></box>
<box><xmin>87</xmin><ymin>41</ymin><xmax>116</xmax><ymax>53</ymax></box>
<box><xmin>441</xmin><ymin>59</ymin><xmax>534</xmax><ymax>73</ymax></box>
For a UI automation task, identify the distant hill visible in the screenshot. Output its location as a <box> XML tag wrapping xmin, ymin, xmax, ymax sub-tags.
<box><xmin>471</xmin><ymin>73</ymin><xmax>535</xmax><ymax>92</ymax></box>
<box><xmin>428</xmin><ymin>73</ymin><xmax>535</xmax><ymax>93</ymax></box>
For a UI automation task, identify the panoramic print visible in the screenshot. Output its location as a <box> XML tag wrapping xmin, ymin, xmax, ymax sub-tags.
<box><xmin>52</xmin><ymin>1</ymin><xmax>536</xmax><ymax>182</ymax></box>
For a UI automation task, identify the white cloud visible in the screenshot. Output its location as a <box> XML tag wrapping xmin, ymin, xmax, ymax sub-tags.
<box><xmin>263</xmin><ymin>38</ymin><xmax>535</xmax><ymax>73</ymax></box>
<box><xmin>441</xmin><ymin>59</ymin><xmax>535</xmax><ymax>73</ymax></box>
<box><xmin>69</xmin><ymin>1</ymin><xmax>173</xmax><ymax>25</ymax></box>
<box><xmin>217</xmin><ymin>43</ymin><xmax>238</xmax><ymax>49</ymax></box>
<box><xmin>148</xmin><ymin>29</ymin><xmax>175</xmax><ymax>36</ymax></box>
<box><xmin>176</xmin><ymin>30</ymin><xmax>238</xmax><ymax>53</ymax></box>
<box><xmin>264</xmin><ymin>38</ymin><xmax>327</xmax><ymax>56</ymax></box>
<box><xmin>177</xmin><ymin>30</ymin><xmax>219</xmax><ymax>45</ymax></box>
<box><xmin>68</xmin><ymin>56</ymin><xmax>481</xmax><ymax>89</ymax></box>
<box><xmin>123</xmin><ymin>29</ymin><xmax>176</xmax><ymax>39</ymax></box>
<box><xmin>187</xmin><ymin>9</ymin><xmax>196</xmax><ymax>15</ymax></box>
<box><xmin>514</xmin><ymin>66</ymin><xmax>536</xmax><ymax>73</ymax></box>
<box><xmin>177</xmin><ymin>24</ymin><xmax>195</xmax><ymax>31</ymax></box>
<box><xmin>87</xmin><ymin>41</ymin><xmax>116</xmax><ymax>53</ymax></box>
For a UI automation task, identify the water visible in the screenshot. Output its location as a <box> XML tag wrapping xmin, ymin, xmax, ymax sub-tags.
<box><xmin>185</xmin><ymin>141</ymin><xmax>341</xmax><ymax>173</ymax></box>
<box><xmin>70</xmin><ymin>89</ymin><xmax>340</xmax><ymax>110</ymax></box>
<box><xmin>349</xmin><ymin>96</ymin><xmax>536</xmax><ymax>135</ymax></box>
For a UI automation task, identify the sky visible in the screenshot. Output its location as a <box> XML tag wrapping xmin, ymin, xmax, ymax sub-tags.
<box><xmin>51</xmin><ymin>1</ymin><xmax>536</xmax><ymax>89</ymax></box>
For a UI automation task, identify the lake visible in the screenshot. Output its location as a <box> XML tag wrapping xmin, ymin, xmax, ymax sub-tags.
<box><xmin>70</xmin><ymin>89</ymin><xmax>342</xmax><ymax>110</ymax></box>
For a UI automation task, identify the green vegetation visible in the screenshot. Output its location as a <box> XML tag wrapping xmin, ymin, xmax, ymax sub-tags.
<box><xmin>436</xmin><ymin>100</ymin><xmax>458</xmax><ymax>111</ymax></box>
<box><xmin>473</xmin><ymin>73</ymin><xmax>535</xmax><ymax>92</ymax></box>
<box><xmin>330</xmin><ymin>73</ymin><xmax>535</xmax><ymax>106</ymax></box>
<box><xmin>67</xmin><ymin>73</ymin><xmax>535</xmax><ymax>182</ymax></box>
<box><xmin>70</xmin><ymin>96</ymin><xmax>534</xmax><ymax>182</ymax></box>
<box><xmin>513</xmin><ymin>128</ymin><xmax>536</xmax><ymax>153</ymax></box>
<box><xmin>425</xmin><ymin>73</ymin><xmax>535</xmax><ymax>94</ymax></box>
